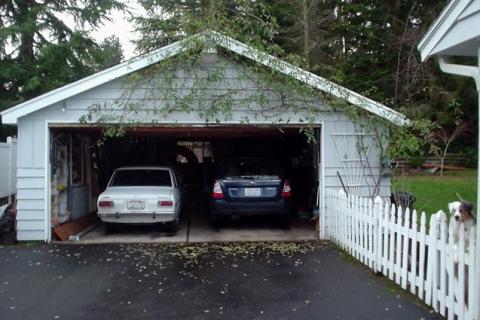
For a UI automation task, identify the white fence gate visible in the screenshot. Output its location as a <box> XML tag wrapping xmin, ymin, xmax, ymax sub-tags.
<box><xmin>325</xmin><ymin>189</ymin><xmax>477</xmax><ymax>320</ymax></box>
<box><xmin>0</xmin><ymin>137</ymin><xmax>17</xmax><ymax>200</ymax></box>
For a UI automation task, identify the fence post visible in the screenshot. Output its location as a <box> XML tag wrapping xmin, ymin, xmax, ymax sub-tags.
<box><xmin>374</xmin><ymin>195</ymin><xmax>383</xmax><ymax>273</ymax></box>
<box><xmin>7</xmin><ymin>136</ymin><xmax>13</xmax><ymax>203</ymax></box>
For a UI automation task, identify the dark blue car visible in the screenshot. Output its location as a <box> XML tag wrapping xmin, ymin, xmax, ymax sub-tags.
<box><xmin>210</xmin><ymin>158</ymin><xmax>292</xmax><ymax>227</ymax></box>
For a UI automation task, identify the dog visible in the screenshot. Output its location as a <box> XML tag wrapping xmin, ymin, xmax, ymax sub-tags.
<box><xmin>448</xmin><ymin>201</ymin><xmax>475</xmax><ymax>263</ymax></box>
<box><xmin>448</xmin><ymin>201</ymin><xmax>475</xmax><ymax>303</ymax></box>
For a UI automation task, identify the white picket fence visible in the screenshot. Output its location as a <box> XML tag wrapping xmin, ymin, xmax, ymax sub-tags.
<box><xmin>325</xmin><ymin>189</ymin><xmax>477</xmax><ymax>320</ymax></box>
<box><xmin>0</xmin><ymin>137</ymin><xmax>17</xmax><ymax>200</ymax></box>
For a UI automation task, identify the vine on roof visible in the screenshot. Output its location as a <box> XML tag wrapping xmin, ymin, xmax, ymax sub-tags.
<box><xmin>77</xmin><ymin>2</ymin><xmax>435</xmax><ymax>197</ymax></box>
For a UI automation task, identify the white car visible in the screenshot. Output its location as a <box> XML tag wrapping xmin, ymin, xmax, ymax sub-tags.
<box><xmin>97</xmin><ymin>167</ymin><xmax>182</xmax><ymax>233</ymax></box>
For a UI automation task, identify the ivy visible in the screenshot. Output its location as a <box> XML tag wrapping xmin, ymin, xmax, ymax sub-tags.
<box><xmin>77</xmin><ymin>2</ymin><xmax>438</xmax><ymax>197</ymax></box>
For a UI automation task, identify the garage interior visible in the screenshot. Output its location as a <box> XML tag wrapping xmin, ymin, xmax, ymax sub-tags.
<box><xmin>49</xmin><ymin>125</ymin><xmax>320</xmax><ymax>243</ymax></box>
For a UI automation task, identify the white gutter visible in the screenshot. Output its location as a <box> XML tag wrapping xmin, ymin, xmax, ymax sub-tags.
<box><xmin>438</xmin><ymin>50</ymin><xmax>480</xmax><ymax>320</ymax></box>
<box><xmin>438</xmin><ymin>56</ymin><xmax>480</xmax><ymax>88</ymax></box>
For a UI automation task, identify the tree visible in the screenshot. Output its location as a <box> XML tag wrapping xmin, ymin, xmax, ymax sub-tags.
<box><xmin>131</xmin><ymin>0</ymin><xmax>475</xmax><ymax>160</ymax></box>
<box><xmin>95</xmin><ymin>35</ymin><xmax>124</xmax><ymax>69</ymax></box>
<box><xmin>0</xmin><ymin>0</ymin><xmax>125</xmax><ymax>111</ymax></box>
<box><xmin>267</xmin><ymin>0</ymin><xmax>334</xmax><ymax>73</ymax></box>
<box><xmin>435</xmin><ymin>121</ymin><xmax>470</xmax><ymax>176</ymax></box>
<box><xmin>315</xmin><ymin>0</ymin><xmax>476</xmax><ymax>158</ymax></box>
<box><xmin>134</xmin><ymin>0</ymin><xmax>282</xmax><ymax>56</ymax></box>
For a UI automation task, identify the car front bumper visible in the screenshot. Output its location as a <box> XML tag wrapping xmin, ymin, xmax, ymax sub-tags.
<box><xmin>98</xmin><ymin>212</ymin><xmax>176</xmax><ymax>224</ymax></box>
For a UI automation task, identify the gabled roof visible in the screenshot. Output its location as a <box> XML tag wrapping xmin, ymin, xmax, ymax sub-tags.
<box><xmin>1</xmin><ymin>31</ymin><xmax>408</xmax><ymax>125</ymax></box>
<box><xmin>418</xmin><ymin>0</ymin><xmax>480</xmax><ymax>61</ymax></box>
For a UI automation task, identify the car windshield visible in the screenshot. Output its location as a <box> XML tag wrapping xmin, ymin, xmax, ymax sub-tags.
<box><xmin>109</xmin><ymin>169</ymin><xmax>172</xmax><ymax>187</ymax></box>
<box><xmin>223</xmin><ymin>159</ymin><xmax>282</xmax><ymax>180</ymax></box>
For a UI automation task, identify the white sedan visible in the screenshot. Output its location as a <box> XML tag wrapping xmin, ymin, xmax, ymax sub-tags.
<box><xmin>97</xmin><ymin>167</ymin><xmax>182</xmax><ymax>233</ymax></box>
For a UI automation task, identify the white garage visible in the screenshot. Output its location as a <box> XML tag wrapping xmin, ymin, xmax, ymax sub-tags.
<box><xmin>0</xmin><ymin>31</ymin><xmax>407</xmax><ymax>241</ymax></box>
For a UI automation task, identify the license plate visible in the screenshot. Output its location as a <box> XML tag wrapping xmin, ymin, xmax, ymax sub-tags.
<box><xmin>244</xmin><ymin>188</ymin><xmax>261</xmax><ymax>197</ymax></box>
<box><xmin>127</xmin><ymin>200</ymin><xmax>144</xmax><ymax>210</ymax></box>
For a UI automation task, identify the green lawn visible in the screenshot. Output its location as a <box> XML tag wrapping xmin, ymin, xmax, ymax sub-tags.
<box><xmin>392</xmin><ymin>170</ymin><xmax>477</xmax><ymax>217</ymax></box>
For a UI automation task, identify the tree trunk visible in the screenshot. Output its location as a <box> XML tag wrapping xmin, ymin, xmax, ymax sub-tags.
<box><xmin>18</xmin><ymin>0</ymin><xmax>36</xmax><ymax>64</ymax></box>
<box><xmin>440</xmin><ymin>143</ymin><xmax>450</xmax><ymax>177</ymax></box>
<box><xmin>17</xmin><ymin>0</ymin><xmax>38</xmax><ymax>98</ymax></box>
<box><xmin>303</xmin><ymin>0</ymin><xmax>310</xmax><ymax>68</ymax></box>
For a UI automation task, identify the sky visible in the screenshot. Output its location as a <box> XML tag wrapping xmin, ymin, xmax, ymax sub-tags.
<box><xmin>90</xmin><ymin>0</ymin><xmax>144</xmax><ymax>60</ymax></box>
<box><xmin>3</xmin><ymin>1</ymin><xmax>143</xmax><ymax>60</ymax></box>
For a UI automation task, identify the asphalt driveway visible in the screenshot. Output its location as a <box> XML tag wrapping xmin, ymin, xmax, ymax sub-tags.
<box><xmin>0</xmin><ymin>241</ymin><xmax>441</xmax><ymax>320</ymax></box>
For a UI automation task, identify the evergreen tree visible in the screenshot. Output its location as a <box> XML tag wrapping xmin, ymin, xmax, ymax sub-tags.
<box><xmin>134</xmin><ymin>0</ymin><xmax>281</xmax><ymax>55</ymax></box>
<box><xmin>0</xmin><ymin>0</ymin><xmax>125</xmax><ymax>110</ymax></box>
<box><xmin>96</xmin><ymin>35</ymin><xmax>124</xmax><ymax>69</ymax></box>
<box><xmin>268</xmin><ymin>0</ymin><xmax>334</xmax><ymax>74</ymax></box>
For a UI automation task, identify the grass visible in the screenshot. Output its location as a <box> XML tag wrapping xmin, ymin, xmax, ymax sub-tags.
<box><xmin>392</xmin><ymin>170</ymin><xmax>477</xmax><ymax>218</ymax></box>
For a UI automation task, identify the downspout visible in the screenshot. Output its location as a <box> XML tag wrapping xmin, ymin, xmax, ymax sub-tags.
<box><xmin>438</xmin><ymin>51</ymin><xmax>480</xmax><ymax>320</ymax></box>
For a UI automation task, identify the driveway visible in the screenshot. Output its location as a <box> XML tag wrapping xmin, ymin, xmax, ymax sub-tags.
<box><xmin>0</xmin><ymin>241</ymin><xmax>441</xmax><ymax>320</ymax></box>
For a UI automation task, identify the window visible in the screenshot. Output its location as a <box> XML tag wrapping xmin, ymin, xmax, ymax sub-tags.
<box><xmin>223</xmin><ymin>159</ymin><xmax>283</xmax><ymax>180</ymax></box>
<box><xmin>109</xmin><ymin>169</ymin><xmax>172</xmax><ymax>187</ymax></box>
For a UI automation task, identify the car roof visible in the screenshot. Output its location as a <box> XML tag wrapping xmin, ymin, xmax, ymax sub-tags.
<box><xmin>225</xmin><ymin>157</ymin><xmax>278</xmax><ymax>162</ymax></box>
<box><xmin>115</xmin><ymin>166</ymin><xmax>173</xmax><ymax>171</ymax></box>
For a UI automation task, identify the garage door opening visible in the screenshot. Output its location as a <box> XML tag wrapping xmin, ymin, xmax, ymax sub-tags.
<box><xmin>48</xmin><ymin>125</ymin><xmax>321</xmax><ymax>243</ymax></box>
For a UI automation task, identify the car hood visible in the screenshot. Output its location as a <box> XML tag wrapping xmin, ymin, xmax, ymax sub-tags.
<box><xmin>99</xmin><ymin>186</ymin><xmax>172</xmax><ymax>199</ymax></box>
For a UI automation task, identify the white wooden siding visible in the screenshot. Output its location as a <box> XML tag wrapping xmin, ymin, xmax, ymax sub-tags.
<box><xmin>15</xmin><ymin>118</ymin><xmax>47</xmax><ymax>241</ymax></box>
<box><xmin>16</xmin><ymin>53</ymin><xmax>390</xmax><ymax>240</ymax></box>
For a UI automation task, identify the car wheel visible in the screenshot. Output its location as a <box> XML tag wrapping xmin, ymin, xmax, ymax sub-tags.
<box><xmin>104</xmin><ymin>223</ymin><xmax>118</xmax><ymax>233</ymax></box>
<box><xmin>279</xmin><ymin>216</ymin><xmax>291</xmax><ymax>230</ymax></box>
<box><xmin>209</xmin><ymin>215</ymin><xmax>222</xmax><ymax>229</ymax></box>
<box><xmin>167</xmin><ymin>216</ymin><xmax>180</xmax><ymax>234</ymax></box>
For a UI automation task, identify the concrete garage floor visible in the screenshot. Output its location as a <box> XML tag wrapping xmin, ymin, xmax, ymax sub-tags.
<box><xmin>78</xmin><ymin>211</ymin><xmax>318</xmax><ymax>244</ymax></box>
<box><xmin>0</xmin><ymin>242</ymin><xmax>441</xmax><ymax>320</ymax></box>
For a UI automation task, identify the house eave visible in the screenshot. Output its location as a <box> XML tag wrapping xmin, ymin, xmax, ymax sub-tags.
<box><xmin>418</xmin><ymin>0</ymin><xmax>473</xmax><ymax>62</ymax></box>
<box><xmin>1</xmin><ymin>31</ymin><xmax>407</xmax><ymax>126</ymax></box>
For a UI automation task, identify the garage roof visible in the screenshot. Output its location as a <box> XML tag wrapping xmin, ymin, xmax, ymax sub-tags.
<box><xmin>418</xmin><ymin>0</ymin><xmax>480</xmax><ymax>61</ymax></box>
<box><xmin>1</xmin><ymin>31</ymin><xmax>408</xmax><ymax>126</ymax></box>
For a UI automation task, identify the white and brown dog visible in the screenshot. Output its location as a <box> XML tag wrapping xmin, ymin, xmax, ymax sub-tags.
<box><xmin>449</xmin><ymin>201</ymin><xmax>475</xmax><ymax>262</ymax></box>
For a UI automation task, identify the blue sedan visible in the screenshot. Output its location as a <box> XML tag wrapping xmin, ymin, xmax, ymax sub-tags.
<box><xmin>210</xmin><ymin>158</ymin><xmax>292</xmax><ymax>228</ymax></box>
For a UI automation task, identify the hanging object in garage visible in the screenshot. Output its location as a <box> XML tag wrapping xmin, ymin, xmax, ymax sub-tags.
<box><xmin>50</xmin><ymin>132</ymin><xmax>94</xmax><ymax>228</ymax></box>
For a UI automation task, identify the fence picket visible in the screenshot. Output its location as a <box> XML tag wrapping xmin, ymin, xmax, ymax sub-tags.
<box><xmin>324</xmin><ymin>189</ymin><xmax>475</xmax><ymax>320</ymax></box>
<box><xmin>388</xmin><ymin>204</ymin><xmax>396</xmax><ymax>281</ymax></box>
<box><xmin>350</xmin><ymin>195</ymin><xmax>355</xmax><ymax>256</ymax></box>
<box><xmin>439</xmin><ymin>211</ymin><xmax>448</xmax><ymax>316</ymax></box>
<box><xmin>418</xmin><ymin>212</ymin><xmax>427</xmax><ymax>301</ymax></box>
<box><xmin>374</xmin><ymin>197</ymin><xmax>382</xmax><ymax>272</ymax></box>
<box><xmin>362</xmin><ymin>197</ymin><xmax>367</xmax><ymax>264</ymax></box>
<box><xmin>370</xmin><ymin>198</ymin><xmax>374</xmax><ymax>267</ymax></box>
<box><xmin>395</xmin><ymin>206</ymin><xmax>403</xmax><ymax>285</ymax></box>
<box><xmin>454</xmin><ymin>222</ymin><xmax>463</xmax><ymax>320</ymax></box>
<box><xmin>467</xmin><ymin>228</ymin><xmax>476</xmax><ymax>320</ymax></box>
<box><xmin>447</xmin><ymin>221</ymin><xmax>454</xmax><ymax>320</ymax></box>
<box><xmin>410</xmin><ymin>210</ymin><xmax>418</xmax><ymax>296</ymax></box>
<box><xmin>426</xmin><ymin>214</ymin><xmax>436</xmax><ymax>306</ymax></box>
<box><xmin>401</xmin><ymin>208</ymin><xmax>410</xmax><ymax>290</ymax></box>
<box><xmin>0</xmin><ymin>137</ymin><xmax>17</xmax><ymax>200</ymax></box>
<box><xmin>356</xmin><ymin>196</ymin><xmax>361</xmax><ymax>260</ymax></box>
<box><xmin>381</xmin><ymin>202</ymin><xmax>389</xmax><ymax>275</ymax></box>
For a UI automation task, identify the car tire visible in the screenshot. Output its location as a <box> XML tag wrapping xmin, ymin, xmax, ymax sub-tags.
<box><xmin>279</xmin><ymin>216</ymin><xmax>291</xmax><ymax>230</ymax></box>
<box><xmin>209</xmin><ymin>215</ymin><xmax>222</xmax><ymax>229</ymax></box>
<box><xmin>167</xmin><ymin>216</ymin><xmax>180</xmax><ymax>234</ymax></box>
<box><xmin>104</xmin><ymin>223</ymin><xmax>118</xmax><ymax>233</ymax></box>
